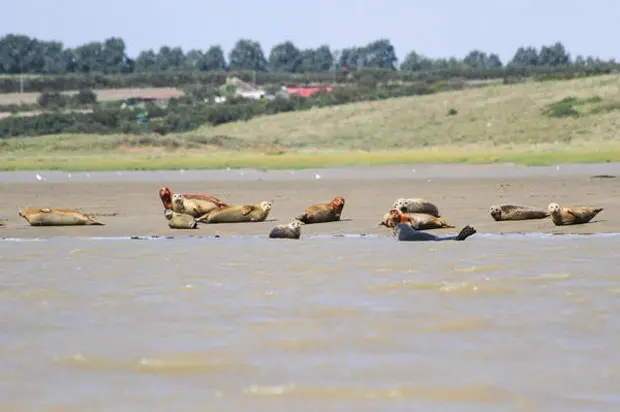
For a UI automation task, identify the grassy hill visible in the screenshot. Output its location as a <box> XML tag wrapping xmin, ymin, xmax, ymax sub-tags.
<box><xmin>2</xmin><ymin>75</ymin><xmax>620</xmax><ymax>171</ymax></box>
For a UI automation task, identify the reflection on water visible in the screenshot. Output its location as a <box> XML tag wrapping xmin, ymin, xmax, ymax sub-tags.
<box><xmin>1</xmin><ymin>234</ymin><xmax>619</xmax><ymax>411</ymax></box>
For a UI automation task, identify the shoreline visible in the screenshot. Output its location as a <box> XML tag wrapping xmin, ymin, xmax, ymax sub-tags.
<box><xmin>0</xmin><ymin>164</ymin><xmax>617</xmax><ymax>239</ymax></box>
<box><xmin>1</xmin><ymin>162</ymin><xmax>619</xmax><ymax>183</ymax></box>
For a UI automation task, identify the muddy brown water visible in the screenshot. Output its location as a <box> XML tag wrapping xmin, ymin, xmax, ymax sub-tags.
<box><xmin>1</xmin><ymin>164</ymin><xmax>620</xmax><ymax>411</ymax></box>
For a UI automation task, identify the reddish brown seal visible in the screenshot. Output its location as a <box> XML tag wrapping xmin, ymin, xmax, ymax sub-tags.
<box><xmin>295</xmin><ymin>196</ymin><xmax>345</xmax><ymax>224</ymax></box>
<box><xmin>379</xmin><ymin>209</ymin><xmax>454</xmax><ymax>230</ymax></box>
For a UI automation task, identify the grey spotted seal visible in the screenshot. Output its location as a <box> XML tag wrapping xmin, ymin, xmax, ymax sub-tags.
<box><xmin>547</xmin><ymin>202</ymin><xmax>604</xmax><ymax>226</ymax></box>
<box><xmin>18</xmin><ymin>207</ymin><xmax>105</xmax><ymax>226</ymax></box>
<box><xmin>489</xmin><ymin>204</ymin><xmax>550</xmax><ymax>221</ymax></box>
<box><xmin>392</xmin><ymin>198</ymin><xmax>441</xmax><ymax>217</ymax></box>
<box><xmin>269</xmin><ymin>220</ymin><xmax>304</xmax><ymax>239</ymax></box>
<box><xmin>196</xmin><ymin>201</ymin><xmax>272</xmax><ymax>223</ymax></box>
<box><xmin>164</xmin><ymin>209</ymin><xmax>198</xmax><ymax>229</ymax></box>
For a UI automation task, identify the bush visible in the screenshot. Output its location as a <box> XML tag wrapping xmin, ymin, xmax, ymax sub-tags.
<box><xmin>73</xmin><ymin>88</ymin><xmax>97</xmax><ymax>105</ymax></box>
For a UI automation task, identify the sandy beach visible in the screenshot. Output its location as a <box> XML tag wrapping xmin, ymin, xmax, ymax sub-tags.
<box><xmin>1</xmin><ymin>163</ymin><xmax>618</xmax><ymax>239</ymax></box>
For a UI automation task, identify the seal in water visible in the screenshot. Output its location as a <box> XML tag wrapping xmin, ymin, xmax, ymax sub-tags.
<box><xmin>159</xmin><ymin>186</ymin><xmax>228</xmax><ymax>216</ymax></box>
<box><xmin>196</xmin><ymin>201</ymin><xmax>273</xmax><ymax>223</ymax></box>
<box><xmin>164</xmin><ymin>209</ymin><xmax>198</xmax><ymax>229</ymax></box>
<box><xmin>393</xmin><ymin>214</ymin><xmax>476</xmax><ymax>242</ymax></box>
<box><xmin>489</xmin><ymin>204</ymin><xmax>550</xmax><ymax>221</ymax></box>
<box><xmin>547</xmin><ymin>202</ymin><xmax>604</xmax><ymax>226</ymax></box>
<box><xmin>296</xmin><ymin>196</ymin><xmax>345</xmax><ymax>224</ymax></box>
<box><xmin>392</xmin><ymin>197</ymin><xmax>441</xmax><ymax>217</ymax></box>
<box><xmin>18</xmin><ymin>207</ymin><xmax>105</xmax><ymax>226</ymax></box>
<box><xmin>269</xmin><ymin>220</ymin><xmax>304</xmax><ymax>239</ymax></box>
<box><xmin>379</xmin><ymin>209</ymin><xmax>454</xmax><ymax>230</ymax></box>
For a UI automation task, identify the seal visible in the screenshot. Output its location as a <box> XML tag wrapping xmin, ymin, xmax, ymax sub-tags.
<box><xmin>164</xmin><ymin>209</ymin><xmax>198</xmax><ymax>229</ymax></box>
<box><xmin>18</xmin><ymin>207</ymin><xmax>105</xmax><ymax>226</ymax></box>
<box><xmin>392</xmin><ymin>198</ymin><xmax>441</xmax><ymax>217</ymax></box>
<box><xmin>379</xmin><ymin>209</ymin><xmax>454</xmax><ymax>230</ymax></box>
<box><xmin>269</xmin><ymin>220</ymin><xmax>304</xmax><ymax>239</ymax></box>
<box><xmin>159</xmin><ymin>186</ymin><xmax>228</xmax><ymax>216</ymax></box>
<box><xmin>196</xmin><ymin>201</ymin><xmax>273</xmax><ymax>223</ymax></box>
<box><xmin>489</xmin><ymin>204</ymin><xmax>549</xmax><ymax>221</ymax></box>
<box><xmin>547</xmin><ymin>202</ymin><xmax>604</xmax><ymax>226</ymax></box>
<box><xmin>393</xmin><ymin>214</ymin><xmax>477</xmax><ymax>242</ymax></box>
<box><xmin>171</xmin><ymin>192</ymin><xmax>229</xmax><ymax>218</ymax></box>
<box><xmin>296</xmin><ymin>196</ymin><xmax>345</xmax><ymax>224</ymax></box>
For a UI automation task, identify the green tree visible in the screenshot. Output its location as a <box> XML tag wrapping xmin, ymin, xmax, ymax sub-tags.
<box><xmin>268</xmin><ymin>41</ymin><xmax>302</xmax><ymax>72</ymax></box>
<box><xmin>228</xmin><ymin>39</ymin><xmax>268</xmax><ymax>71</ymax></box>
<box><xmin>203</xmin><ymin>45</ymin><xmax>227</xmax><ymax>70</ymax></box>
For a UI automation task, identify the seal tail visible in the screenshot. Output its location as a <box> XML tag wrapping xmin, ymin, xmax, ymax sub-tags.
<box><xmin>439</xmin><ymin>218</ymin><xmax>455</xmax><ymax>228</ymax></box>
<box><xmin>86</xmin><ymin>218</ymin><xmax>106</xmax><ymax>226</ymax></box>
<box><xmin>455</xmin><ymin>225</ymin><xmax>476</xmax><ymax>241</ymax></box>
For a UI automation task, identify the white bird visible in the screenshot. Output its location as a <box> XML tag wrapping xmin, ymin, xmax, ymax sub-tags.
<box><xmin>35</xmin><ymin>174</ymin><xmax>43</xmax><ymax>181</ymax></box>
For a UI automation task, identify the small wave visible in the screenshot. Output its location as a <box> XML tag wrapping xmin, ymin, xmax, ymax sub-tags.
<box><xmin>366</xmin><ymin>279</ymin><xmax>515</xmax><ymax>295</ymax></box>
<box><xmin>2</xmin><ymin>231</ymin><xmax>620</xmax><ymax>243</ymax></box>
<box><xmin>242</xmin><ymin>383</ymin><xmax>535</xmax><ymax>405</ymax></box>
<box><xmin>53</xmin><ymin>352</ymin><xmax>254</xmax><ymax>375</ymax></box>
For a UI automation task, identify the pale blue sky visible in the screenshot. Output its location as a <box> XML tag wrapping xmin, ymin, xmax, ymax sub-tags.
<box><xmin>3</xmin><ymin>0</ymin><xmax>619</xmax><ymax>64</ymax></box>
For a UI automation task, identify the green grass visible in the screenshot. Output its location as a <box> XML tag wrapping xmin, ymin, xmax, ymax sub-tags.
<box><xmin>2</xmin><ymin>74</ymin><xmax>620</xmax><ymax>171</ymax></box>
<box><xmin>2</xmin><ymin>141</ymin><xmax>620</xmax><ymax>171</ymax></box>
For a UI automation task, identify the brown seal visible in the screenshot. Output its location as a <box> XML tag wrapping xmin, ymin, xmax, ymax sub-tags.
<box><xmin>489</xmin><ymin>204</ymin><xmax>550</xmax><ymax>221</ymax></box>
<box><xmin>296</xmin><ymin>196</ymin><xmax>345</xmax><ymax>224</ymax></box>
<box><xmin>196</xmin><ymin>201</ymin><xmax>273</xmax><ymax>223</ymax></box>
<box><xmin>164</xmin><ymin>209</ymin><xmax>198</xmax><ymax>229</ymax></box>
<box><xmin>392</xmin><ymin>198</ymin><xmax>441</xmax><ymax>217</ymax></box>
<box><xmin>380</xmin><ymin>209</ymin><xmax>454</xmax><ymax>231</ymax></box>
<box><xmin>18</xmin><ymin>207</ymin><xmax>105</xmax><ymax>226</ymax></box>
<box><xmin>547</xmin><ymin>202</ymin><xmax>604</xmax><ymax>226</ymax></box>
<box><xmin>269</xmin><ymin>220</ymin><xmax>304</xmax><ymax>239</ymax></box>
<box><xmin>171</xmin><ymin>192</ymin><xmax>228</xmax><ymax>218</ymax></box>
<box><xmin>159</xmin><ymin>186</ymin><xmax>228</xmax><ymax>216</ymax></box>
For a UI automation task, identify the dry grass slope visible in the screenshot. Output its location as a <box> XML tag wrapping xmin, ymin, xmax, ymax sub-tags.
<box><xmin>197</xmin><ymin>74</ymin><xmax>620</xmax><ymax>149</ymax></box>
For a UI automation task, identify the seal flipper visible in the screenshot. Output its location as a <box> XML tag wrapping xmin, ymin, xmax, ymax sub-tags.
<box><xmin>455</xmin><ymin>225</ymin><xmax>476</xmax><ymax>241</ymax></box>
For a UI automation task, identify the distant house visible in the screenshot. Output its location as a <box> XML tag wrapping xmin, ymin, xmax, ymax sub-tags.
<box><xmin>230</xmin><ymin>77</ymin><xmax>267</xmax><ymax>100</ymax></box>
<box><xmin>286</xmin><ymin>86</ymin><xmax>333</xmax><ymax>98</ymax></box>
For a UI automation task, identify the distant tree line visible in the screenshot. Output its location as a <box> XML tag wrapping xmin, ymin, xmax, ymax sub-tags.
<box><xmin>0</xmin><ymin>34</ymin><xmax>617</xmax><ymax>92</ymax></box>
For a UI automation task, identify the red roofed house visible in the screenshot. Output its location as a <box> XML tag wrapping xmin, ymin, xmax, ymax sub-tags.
<box><xmin>286</xmin><ymin>85</ymin><xmax>333</xmax><ymax>98</ymax></box>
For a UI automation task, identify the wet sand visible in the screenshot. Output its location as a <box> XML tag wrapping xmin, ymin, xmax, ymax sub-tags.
<box><xmin>1</xmin><ymin>163</ymin><xmax>618</xmax><ymax>238</ymax></box>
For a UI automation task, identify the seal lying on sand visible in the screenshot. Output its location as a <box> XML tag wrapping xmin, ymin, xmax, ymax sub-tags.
<box><xmin>379</xmin><ymin>209</ymin><xmax>454</xmax><ymax>230</ymax></box>
<box><xmin>269</xmin><ymin>220</ymin><xmax>304</xmax><ymax>239</ymax></box>
<box><xmin>196</xmin><ymin>201</ymin><xmax>273</xmax><ymax>223</ymax></box>
<box><xmin>296</xmin><ymin>196</ymin><xmax>345</xmax><ymax>224</ymax></box>
<box><xmin>18</xmin><ymin>207</ymin><xmax>105</xmax><ymax>226</ymax></box>
<box><xmin>164</xmin><ymin>209</ymin><xmax>198</xmax><ymax>229</ymax></box>
<box><xmin>393</xmin><ymin>214</ymin><xmax>476</xmax><ymax>242</ymax></box>
<box><xmin>159</xmin><ymin>186</ymin><xmax>228</xmax><ymax>216</ymax></box>
<box><xmin>547</xmin><ymin>202</ymin><xmax>604</xmax><ymax>226</ymax></box>
<box><xmin>489</xmin><ymin>204</ymin><xmax>550</xmax><ymax>221</ymax></box>
<box><xmin>171</xmin><ymin>192</ymin><xmax>229</xmax><ymax>218</ymax></box>
<box><xmin>392</xmin><ymin>198</ymin><xmax>441</xmax><ymax>217</ymax></box>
